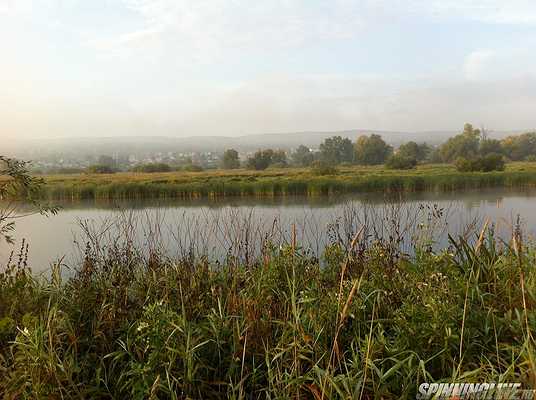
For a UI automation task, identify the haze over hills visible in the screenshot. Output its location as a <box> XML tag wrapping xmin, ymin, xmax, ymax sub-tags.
<box><xmin>4</xmin><ymin>128</ymin><xmax>522</xmax><ymax>160</ymax></box>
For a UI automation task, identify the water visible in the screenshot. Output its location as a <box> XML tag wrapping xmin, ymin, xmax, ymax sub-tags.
<box><xmin>1</xmin><ymin>188</ymin><xmax>535</xmax><ymax>273</ymax></box>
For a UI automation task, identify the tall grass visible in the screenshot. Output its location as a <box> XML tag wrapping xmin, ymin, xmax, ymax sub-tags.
<box><xmin>0</xmin><ymin>206</ymin><xmax>535</xmax><ymax>398</ymax></box>
<box><xmin>38</xmin><ymin>163</ymin><xmax>536</xmax><ymax>200</ymax></box>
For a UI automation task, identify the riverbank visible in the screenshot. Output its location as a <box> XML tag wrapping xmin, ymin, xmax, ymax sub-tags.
<box><xmin>37</xmin><ymin>162</ymin><xmax>536</xmax><ymax>200</ymax></box>
<box><xmin>0</xmin><ymin>219</ymin><xmax>534</xmax><ymax>398</ymax></box>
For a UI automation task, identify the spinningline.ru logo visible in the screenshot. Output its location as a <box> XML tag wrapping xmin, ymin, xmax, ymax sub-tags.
<box><xmin>416</xmin><ymin>382</ymin><xmax>535</xmax><ymax>399</ymax></box>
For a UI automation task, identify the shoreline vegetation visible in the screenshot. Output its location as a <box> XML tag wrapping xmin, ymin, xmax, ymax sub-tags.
<box><xmin>37</xmin><ymin>162</ymin><xmax>536</xmax><ymax>201</ymax></box>
<box><xmin>0</xmin><ymin>210</ymin><xmax>535</xmax><ymax>398</ymax></box>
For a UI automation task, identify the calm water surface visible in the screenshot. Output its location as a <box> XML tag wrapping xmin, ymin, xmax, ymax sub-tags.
<box><xmin>1</xmin><ymin>188</ymin><xmax>536</xmax><ymax>273</ymax></box>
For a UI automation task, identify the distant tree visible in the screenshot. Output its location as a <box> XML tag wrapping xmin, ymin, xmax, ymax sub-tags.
<box><xmin>271</xmin><ymin>149</ymin><xmax>288</xmax><ymax>166</ymax></box>
<box><xmin>385</xmin><ymin>154</ymin><xmax>417</xmax><ymax>170</ymax></box>
<box><xmin>87</xmin><ymin>165</ymin><xmax>115</xmax><ymax>174</ymax></box>
<box><xmin>479</xmin><ymin>139</ymin><xmax>503</xmax><ymax>156</ymax></box>
<box><xmin>354</xmin><ymin>134</ymin><xmax>392</xmax><ymax>165</ymax></box>
<box><xmin>182</xmin><ymin>164</ymin><xmax>204</xmax><ymax>172</ymax></box>
<box><xmin>0</xmin><ymin>156</ymin><xmax>58</xmax><ymax>244</ymax></box>
<box><xmin>438</xmin><ymin>123</ymin><xmax>480</xmax><ymax>162</ymax></box>
<box><xmin>247</xmin><ymin>149</ymin><xmax>274</xmax><ymax>170</ymax></box>
<box><xmin>501</xmin><ymin>132</ymin><xmax>536</xmax><ymax>161</ymax></box>
<box><xmin>221</xmin><ymin>149</ymin><xmax>240</xmax><ymax>169</ymax></box>
<box><xmin>319</xmin><ymin>136</ymin><xmax>354</xmax><ymax>165</ymax></box>
<box><xmin>397</xmin><ymin>141</ymin><xmax>431</xmax><ymax>162</ymax></box>
<box><xmin>292</xmin><ymin>145</ymin><xmax>314</xmax><ymax>167</ymax></box>
<box><xmin>455</xmin><ymin>153</ymin><xmax>505</xmax><ymax>172</ymax></box>
<box><xmin>97</xmin><ymin>155</ymin><xmax>115</xmax><ymax>167</ymax></box>
<box><xmin>132</xmin><ymin>163</ymin><xmax>171</xmax><ymax>173</ymax></box>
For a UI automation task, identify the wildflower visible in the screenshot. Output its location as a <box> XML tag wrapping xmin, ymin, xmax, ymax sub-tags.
<box><xmin>137</xmin><ymin>322</ymin><xmax>149</xmax><ymax>332</ymax></box>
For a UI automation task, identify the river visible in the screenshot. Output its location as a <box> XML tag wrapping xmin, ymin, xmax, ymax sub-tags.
<box><xmin>1</xmin><ymin>188</ymin><xmax>535</xmax><ymax>273</ymax></box>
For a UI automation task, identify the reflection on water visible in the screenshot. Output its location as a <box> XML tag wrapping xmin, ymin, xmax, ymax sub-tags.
<box><xmin>1</xmin><ymin>188</ymin><xmax>535</xmax><ymax>273</ymax></box>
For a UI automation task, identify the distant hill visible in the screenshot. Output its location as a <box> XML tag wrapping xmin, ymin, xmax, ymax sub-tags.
<box><xmin>5</xmin><ymin>128</ymin><xmax>523</xmax><ymax>159</ymax></box>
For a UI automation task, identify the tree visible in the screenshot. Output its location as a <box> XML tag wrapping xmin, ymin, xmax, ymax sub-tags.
<box><xmin>0</xmin><ymin>156</ymin><xmax>58</xmax><ymax>244</ymax></box>
<box><xmin>319</xmin><ymin>136</ymin><xmax>354</xmax><ymax>165</ymax></box>
<box><xmin>87</xmin><ymin>165</ymin><xmax>115</xmax><ymax>174</ymax></box>
<box><xmin>479</xmin><ymin>139</ymin><xmax>503</xmax><ymax>156</ymax></box>
<box><xmin>246</xmin><ymin>149</ymin><xmax>288</xmax><ymax>170</ymax></box>
<box><xmin>221</xmin><ymin>149</ymin><xmax>240</xmax><ymax>169</ymax></box>
<box><xmin>501</xmin><ymin>132</ymin><xmax>536</xmax><ymax>161</ymax></box>
<box><xmin>247</xmin><ymin>149</ymin><xmax>274</xmax><ymax>170</ymax></box>
<box><xmin>397</xmin><ymin>141</ymin><xmax>431</xmax><ymax>162</ymax></box>
<box><xmin>291</xmin><ymin>145</ymin><xmax>314</xmax><ymax>167</ymax></box>
<box><xmin>438</xmin><ymin>123</ymin><xmax>480</xmax><ymax>162</ymax></box>
<box><xmin>455</xmin><ymin>154</ymin><xmax>505</xmax><ymax>172</ymax></box>
<box><xmin>354</xmin><ymin>134</ymin><xmax>392</xmax><ymax>165</ymax></box>
<box><xmin>385</xmin><ymin>154</ymin><xmax>417</xmax><ymax>170</ymax></box>
<box><xmin>271</xmin><ymin>150</ymin><xmax>288</xmax><ymax>166</ymax></box>
<box><xmin>97</xmin><ymin>155</ymin><xmax>115</xmax><ymax>167</ymax></box>
<box><xmin>132</xmin><ymin>163</ymin><xmax>171</xmax><ymax>173</ymax></box>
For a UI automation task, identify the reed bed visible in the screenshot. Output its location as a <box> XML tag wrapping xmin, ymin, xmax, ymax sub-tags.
<box><xmin>38</xmin><ymin>162</ymin><xmax>536</xmax><ymax>200</ymax></box>
<box><xmin>0</xmin><ymin>204</ymin><xmax>535</xmax><ymax>399</ymax></box>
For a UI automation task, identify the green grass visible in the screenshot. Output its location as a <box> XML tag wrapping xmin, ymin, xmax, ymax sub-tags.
<box><xmin>37</xmin><ymin>162</ymin><xmax>536</xmax><ymax>200</ymax></box>
<box><xmin>0</xmin><ymin>220</ymin><xmax>535</xmax><ymax>398</ymax></box>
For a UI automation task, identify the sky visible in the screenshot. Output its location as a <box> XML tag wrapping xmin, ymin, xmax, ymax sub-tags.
<box><xmin>1</xmin><ymin>0</ymin><xmax>536</xmax><ymax>140</ymax></box>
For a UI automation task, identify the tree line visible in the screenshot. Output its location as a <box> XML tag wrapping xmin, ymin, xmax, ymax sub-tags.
<box><xmin>218</xmin><ymin>123</ymin><xmax>535</xmax><ymax>172</ymax></box>
<box><xmin>81</xmin><ymin>123</ymin><xmax>536</xmax><ymax>174</ymax></box>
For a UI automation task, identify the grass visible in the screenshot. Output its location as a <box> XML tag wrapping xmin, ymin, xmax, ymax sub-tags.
<box><xmin>36</xmin><ymin>162</ymin><xmax>536</xmax><ymax>200</ymax></box>
<box><xmin>0</xmin><ymin>209</ymin><xmax>535</xmax><ymax>398</ymax></box>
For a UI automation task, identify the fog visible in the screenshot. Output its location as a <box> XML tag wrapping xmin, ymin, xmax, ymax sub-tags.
<box><xmin>2</xmin><ymin>0</ymin><xmax>536</xmax><ymax>143</ymax></box>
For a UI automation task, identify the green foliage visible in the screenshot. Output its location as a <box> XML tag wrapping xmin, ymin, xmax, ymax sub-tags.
<box><xmin>455</xmin><ymin>153</ymin><xmax>505</xmax><ymax>172</ymax></box>
<box><xmin>132</xmin><ymin>163</ymin><xmax>172</xmax><ymax>173</ymax></box>
<box><xmin>291</xmin><ymin>145</ymin><xmax>314</xmax><ymax>167</ymax></box>
<box><xmin>182</xmin><ymin>164</ymin><xmax>204</xmax><ymax>172</ymax></box>
<box><xmin>0</xmin><ymin>156</ymin><xmax>59</xmax><ymax>243</ymax></box>
<box><xmin>479</xmin><ymin>138</ymin><xmax>503</xmax><ymax>156</ymax></box>
<box><xmin>501</xmin><ymin>132</ymin><xmax>536</xmax><ymax>160</ymax></box>
<box><xmin>0</xmin><ymin>221</ymin><xmax>535</xmax><ymax>398</ymax></box>
<box><xmin>319</xmin><ymin>136</ymin><xmax>354</xmax><ymax>165</ymax></box>
<box><xmin>87</xmin><ymin>164</ymin><xmax>116</xmax><ymax>174</ymax></box>
<box><xmin>221</xmin><ymin>149</ymin><xmax>240</xmax><ymax>169</ymax></box>
<box><xmin>385</xmin><ymin>154</ymin><xmax>417</xmax><ymax>170</ymax></box>
<box><xmin>246</xmin><ymin>149</ymin><xmax>287</xmax><ymax>170</ymax></box>
<box><xmin>439</xmin><ymin>123</ymin><xmax>480</xmax><ymax>162</ymax></box>
<box><xmin>0</xmin><ymin>317</ymin><xmax>15</xmax><ymax>343</ymax></box>
<box><xmin>354</xmin><ymin>134</ymin><xmax>393</xmax><ymax>165</ymax></box>
<box><xmin>311</xmin><ymin>161</ymin><xmax>338</xmax><ymax>175</ymax></box>
<box><xmin>397</xmin><ymin>141</ymin><xmax>431</xmax><ymax>162</ymax></box>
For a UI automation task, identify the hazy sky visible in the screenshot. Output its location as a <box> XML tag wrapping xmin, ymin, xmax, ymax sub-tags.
<box><xmin>2</xmin><ymin>0</ymin><xmax>536</xmax><ymax>139</ymax></box>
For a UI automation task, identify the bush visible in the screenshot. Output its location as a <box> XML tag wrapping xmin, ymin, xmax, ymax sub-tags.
<box><xmin>455</xmin><ymin>154</ymin><xmax>505</xmax><ymax>172</ymax></box>
<box><xmin>132</xmin><ymin>163</ymin><xmax>172</xmax><ymax>173</ymax></box>
<box><xmin>385</xmin><ymin>154</ymin><xmax>417</xmax><ymax>170</ymax></box>
<box><xmin>86</xmin><ymin>165</ymin><xmax>115</xmax><ymax>174</ymax></box>
<box><xmin>311</xmin><ymin>161</ymin><xmax>338</xmax><ymax>176</ymax></box>
<box><xmin>181</xmin><ymin>164</ymin><xmax>204</xmax><ymax>172</ymax></box>
<box><xmin>454</xmin><ymin>157</ymin><xmax>473</xmax><ymax>172</ymax></box>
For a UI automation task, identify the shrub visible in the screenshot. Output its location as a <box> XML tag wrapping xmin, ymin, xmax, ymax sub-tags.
<box><xmin>132</xmin><ymin>163</ymin><xmax>171</xmax><ymax>173</ymax></box>
<box><xmin>311</xmin><ymin>161</ymin><xmax>338</xmax><ymax>176</ymax></box>
<box><xmin>455</xmin><ymin>153</ymin><xmax>505</xmax><ymax>172</ymax></box>
<box><xmin>182</xmin><ymin>164</ymin><xmax>204</xmax><ymax>172</ymax></box>
<box><xmin>86</xmin><ymin>165</ymin><xmax>115</xmax><ymax>174</ymax></box>
<box><xmin>132</xmin><ymin>163</ymin><xmax>172</xmax><ymax>173</ymax></box>
<box><xmin>385</xmin><ymin>154</ymin><xmax>417</xmax><ymax>170</ymax></box>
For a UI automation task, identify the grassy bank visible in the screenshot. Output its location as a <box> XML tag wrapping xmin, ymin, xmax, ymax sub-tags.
<box><xmin>38</xmin><ymin>162</ymin><xmax>536</xmax><ymax>200</ymax></box>
<box><xmin>0</xmin><ymin>217</ymin><xmax>535</xmax><ymax>398</ymax></box>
